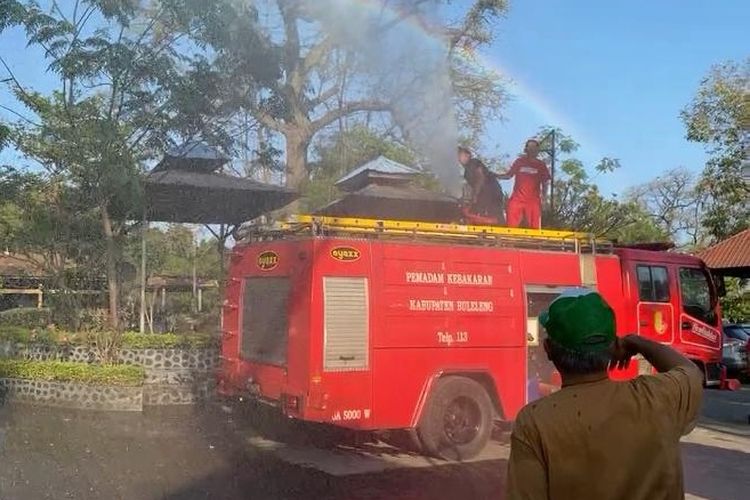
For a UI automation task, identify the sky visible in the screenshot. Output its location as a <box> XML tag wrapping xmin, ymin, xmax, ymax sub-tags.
<box><xmin>484</xmin><ymin>0</ymin><xmax>749</xmax><ymax>195</ymax></box>
<box><xmin>1</xmin><ymin>0</ymin><xmax>748</xmax><ymax>197</ymax></box>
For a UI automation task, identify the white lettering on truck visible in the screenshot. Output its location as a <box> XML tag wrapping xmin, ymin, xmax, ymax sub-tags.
<box><xmin>331</xmin><ymin>409</ymin><xmax>371</xmax><ymax>422</ymax></box>
<box><xmin>406</xmin><ymin>271</ymin><xmax>445</xmax><ymax>284</ymax></box>
<box><xmin>409</xmin><ymin>299</ymin><xmax>455</xmax><ymax>311</ymax></box>
<box><xmin>408</xmin><ymin>299</ymin><xmax>493</xmax><ymax>312</ymax></box>
<box><xmin>404</xmin><ymin>272</ymin><xmax>492</xmax><ymax>286</ymax></box>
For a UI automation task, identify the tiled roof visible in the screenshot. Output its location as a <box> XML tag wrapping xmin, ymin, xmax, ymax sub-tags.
<box><xmin>698</xmin><ymin>229</ymin><xmax>750</xmax><ymax>270</ymax></box>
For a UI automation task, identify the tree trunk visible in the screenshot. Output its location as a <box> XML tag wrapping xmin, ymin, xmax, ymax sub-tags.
<box><xmin>217</xmin><ymin>227</ymin><xmax>227</xmax><ymax>282</ymax></box>
<box><xmin>100</xmin><ymin>204</ymin><xmax>119</xmax><ymax>330</ymax></box>
<box><xmin>285</xmin><ymin>129</ymin><xmax>311</xmax><ymax>190</ymax></box>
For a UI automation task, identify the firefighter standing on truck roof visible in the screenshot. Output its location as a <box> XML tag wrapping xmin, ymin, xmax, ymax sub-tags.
<box><xmin>497</xmin><ymin>139</ymin><xmax>551</xmax><ymax>229</ymax></box>
<box><xmin>457</xmin><ymin>146</ymin><xmax>505</xmax><ymax>223</ymax></box>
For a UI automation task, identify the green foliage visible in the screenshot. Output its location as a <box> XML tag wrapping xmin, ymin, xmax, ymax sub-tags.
<box><xmin>535</xmin><ymin>128</ymin><xmax>665</xmax><ymax>242</ymax></box>
<box><xmin>0</xmin><ymin>325</ymin><xmax>215</xmax><ymax>349</ymax></box>
<box><xmin>0</xmin><ymin>325</ymin><xmax>85</xmax><ymax>345</ymax></box>
<box><xmin>0</xmin><ymin>325</ymin><xmax>34</xmax><ymax>343</ymax></box>
<box><xmin>2</xmin><ymin>1</ymin><xmax>276</xmax><ymax>327</ymax></box>
<box><xmin>681</xmin><ymin>59</ymin><xmax>750</xmax><ymax>241</ymax></box>
<box><xmin>0</xmin><ymin>123</ymin><xmax>10</xmax><ymax>150</ymax></box>
<box><xmin>720</xmin><ymin>278</ymin><xmax>750</xmax><ymax>323</ymax></box>
<box><xmin>0</xmin><ymin>168</ymin><xmax>106</xmax><ymax>328</ymax></box>
<box><xmin>0</xmin><ymin>308</ymin><xmax>51</xmax><ymax>329</ymax></box>
<box><xmin>0</xmin><ymin>359</ymin><xmax>144</xmax><ymax>386</ymax></box>
<box><xmin>0</xmin><ymin>172</ymin><xmax>104</xmax><ymax>266</ymax></box>
<box><xmin>607</xmin><ymin>204</ymin><xmax>670</xmax><ymax>244</ymax></box>
<box><xmin>124</xmin><ymin>225</ymin><xmax>221</xmax><ymax>280</ymax></box>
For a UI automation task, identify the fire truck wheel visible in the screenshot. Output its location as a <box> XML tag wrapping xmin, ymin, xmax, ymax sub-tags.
<box><xmin>417</xmin><ymin>376</ymin><xmax>493</xmax><ymax>461</ymax></box>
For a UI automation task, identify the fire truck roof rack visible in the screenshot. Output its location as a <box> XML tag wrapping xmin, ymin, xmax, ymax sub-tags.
<box><xmin>242</xmin><ymin>215</ymin><xmax>613</xmax><ymax>254</ymax></box>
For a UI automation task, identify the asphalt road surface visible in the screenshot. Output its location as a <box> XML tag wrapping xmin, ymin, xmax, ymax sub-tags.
<box><xmin>0</xmin><ymin>388</ymin><xmax>748</xmax><ymax>500</ymax></box>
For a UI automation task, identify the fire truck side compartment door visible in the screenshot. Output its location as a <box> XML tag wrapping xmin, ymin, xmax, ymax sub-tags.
<box><xmin>323</xmin><ymin>276</ymin><xmax>369</xmax><ymax>371</ymax></box>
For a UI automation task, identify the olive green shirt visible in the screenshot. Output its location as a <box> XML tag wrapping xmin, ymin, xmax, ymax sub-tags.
<box><xmin>507</xmin><ymin>366</ymin><xmax>703</xmax><ymax>500</ymax></box>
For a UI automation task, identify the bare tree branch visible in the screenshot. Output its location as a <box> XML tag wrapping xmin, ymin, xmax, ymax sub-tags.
<box><xmin>312</xmin><ymin>99</ymin><xmax>392</xmax><ymax>132</ymax></box>
<box><xmin>301</xmin><ymin>36</ymin><xmax>334</xmax><ymax>75</ymax></box>
<box><xmin>309</xmin><ymin>84</ymin><xmax>339</xmax><ymax>109</ymax></box>
<box><xmin>0</xmin><ymin>56</ymin><xmax>38</xmax><ymax>111</ymax></box>
<box><xmin>0</xmin><ymin>103</ymin><xmax>40</xmax><ymax>127</ymax></box>
<box><xmin>255</xmin><ymin>108</ymin><xmax>286</xmax><ymax>133</ymax></box>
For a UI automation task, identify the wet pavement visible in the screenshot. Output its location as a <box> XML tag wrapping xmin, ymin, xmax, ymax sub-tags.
<box><xmin>0</xmin><ymin>389</ymin><xmax>748</xmax><ymax>500</ymax></box>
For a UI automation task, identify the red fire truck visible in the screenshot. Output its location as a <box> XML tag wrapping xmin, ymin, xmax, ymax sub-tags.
<box><xmin>218</xmin><ymin>215</ymin><xmax>723</xmax><ymax>459</ymax></box>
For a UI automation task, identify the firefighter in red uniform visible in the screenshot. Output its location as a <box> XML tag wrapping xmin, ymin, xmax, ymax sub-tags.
<box><xmin>498</xmin><ymin>139</ymin><xmax>551</xmax><ymax>229</ymax></box>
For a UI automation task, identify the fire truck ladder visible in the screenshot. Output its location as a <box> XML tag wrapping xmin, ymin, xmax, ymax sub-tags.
<box><xmin>248</xmin><ymin>215</ymin><xmax>612</xmax><ymax>256</ymax></box>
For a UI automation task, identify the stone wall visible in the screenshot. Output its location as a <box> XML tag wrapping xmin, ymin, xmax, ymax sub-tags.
<box><xmin>1</xmin><ymin>343</ymin><xmax>218</xmax><ymax>369</ymax></box>
<box><xmin>0</xmin><ymin>342</ymin><xmax>219</xmax><ymax>409</ymax></box>
<box><xmin>0</xmin><ymin>378</ymin><xmax>142</xmax><ymax>411</ymax></box>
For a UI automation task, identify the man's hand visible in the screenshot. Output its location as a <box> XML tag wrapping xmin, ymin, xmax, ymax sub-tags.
<box><xmin>496</xmin><ymin>170</ymin><xmax>513</xmax><ymax>180</ymax></box>
<box><xmin>609</xmin><ymin>335</ymin><xmax>639</xmax><ymax>370</ymax></box>
<box><xmin>609</xmin><ymin>334</ymin><xmax>697</xmax><ymax>374</ymax></box>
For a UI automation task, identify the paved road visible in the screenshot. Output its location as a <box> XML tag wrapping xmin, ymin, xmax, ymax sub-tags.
<box><xmin>0</xmin><ymin>388</ymin><xmax>748</xmax><ymax>500</ymax></box>
<box><xmin>700</xmin><ymin>385</ymin><xmax>750</xmax><ymax>435</ymax></box>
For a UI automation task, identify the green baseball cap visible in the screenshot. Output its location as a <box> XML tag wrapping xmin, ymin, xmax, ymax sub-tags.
<box><xmin>539</xmin><ymin>288</ymin><xmax>616</xmax><ymax>352</ymax></box>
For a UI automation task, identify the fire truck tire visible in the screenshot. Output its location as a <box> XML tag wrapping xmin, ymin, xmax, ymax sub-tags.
<box><xmin>417</xmin><ymin>376</ymin><xmax>493</xmax><ymax>461</ymax></box>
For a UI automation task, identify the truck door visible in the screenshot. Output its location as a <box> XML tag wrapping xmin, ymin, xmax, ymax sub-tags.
<box><xmin>676</xmin><ymin>266</ymin><xmax>722</xmax><ymax>357</ymax></box>
<box><xmin>634</xmin><ymin>264</ymin><xmax>674</xmax><ymax>344</ymax></box>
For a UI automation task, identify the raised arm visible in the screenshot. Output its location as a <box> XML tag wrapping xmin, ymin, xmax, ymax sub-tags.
<box><xmin>612</xmin><ymin>334</ymin><xmax>703</xmax><ymax>435</ymax></box>
<box><xmin>496</xmin><ymin>159</ymin><xmax>518</xmax><ymax>180</ymax></box>
<box><xmin>611</xmin><ymin>335</ymin><xmax>698</xmax><ymax>373</ymax></box>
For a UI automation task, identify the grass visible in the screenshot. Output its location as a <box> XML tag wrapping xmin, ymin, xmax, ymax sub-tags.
<box><xmin>0</xmin><ymin>359</ymin><xmax>145</xmax><ymax>386</ymax></box>
<box><xmin>0</xmin><ymin>325</ymin><xmax>35</xmax><ymax>343</ymax></box>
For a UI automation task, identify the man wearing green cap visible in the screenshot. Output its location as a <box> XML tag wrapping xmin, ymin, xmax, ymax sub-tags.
<box><xmin>507</xmin><ymin>288</ymin><xmax>703</xmax><ymax>500</ymax></box>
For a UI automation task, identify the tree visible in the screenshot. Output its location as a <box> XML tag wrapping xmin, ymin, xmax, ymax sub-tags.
<box><xmin>681</xmin><ymin>59</ymin><xmax>750</xmax><ymax>241</ymax></box>
<box><xmin>532</xmin><ymin>128</ymin><xmax>665</xmax><ymax>242</ymax></box>
<box><xmin>720</xmin><ymin>278</ymin><xmax>749</xmax><ymax>323</ymax></box>
<box><xmin>626</xmin><ymin>167</ymin><xmax>706</xmax><ymax>248</ymax></box>
<box><xmin>0</xmin><ymin>167</ymin><xmax>105</xmax><ymax>327</ymax></box>
<box><xmin>171</xmin><ymin>0</ymin><xmax>507</xmax><ymax>191</ymax></box>
<box><xmin>128</xmin><ymin>225</ymin><xmax>220</xmax><ymax>280</ymax></box>
<box><xmin>1</xmin><ymin>0</ymin><xmax>274</xmax><ymax>327</ymax></box>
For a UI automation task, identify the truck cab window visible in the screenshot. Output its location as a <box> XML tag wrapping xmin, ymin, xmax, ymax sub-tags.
<box><xmin>636</xmin><ymin>265</ymin><xmax>670</xmax><ymax>302</ymax></box>
<box><xmin>679</xmin><ymin>268</ymin><xmax>716</xmax><ymax>326</ymax></box>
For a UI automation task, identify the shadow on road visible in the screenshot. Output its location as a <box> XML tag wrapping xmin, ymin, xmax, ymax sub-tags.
<box><xmin>0</xmin><ymin>399</ymin><xmax>506</xmax><ymax>499</ymax></box>
<box><xmin>681</xmin><ymin>441</ymin><xmax>750</xmax><ymax>500</ymax></box>
<box><xmin>161</xmin><ymin>452</ymin><xmax>507</xmax><ymax>500</ymax></box>
<box><xmin>6</xmin><ymin>397</ymin><xmax>750</xmax><ymax>499</ymax></box>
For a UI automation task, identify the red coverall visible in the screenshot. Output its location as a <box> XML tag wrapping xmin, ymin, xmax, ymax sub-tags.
<box><xmin>505</xmin><ymin>157</ymin><xmax>551</xmax><ymax>229</ymax></box>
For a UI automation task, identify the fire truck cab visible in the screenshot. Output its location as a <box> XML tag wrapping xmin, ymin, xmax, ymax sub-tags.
<box><xmin>218</xmin><ymin>216</ymin><xmax>722</xmax><ymax>460</ymax></box>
